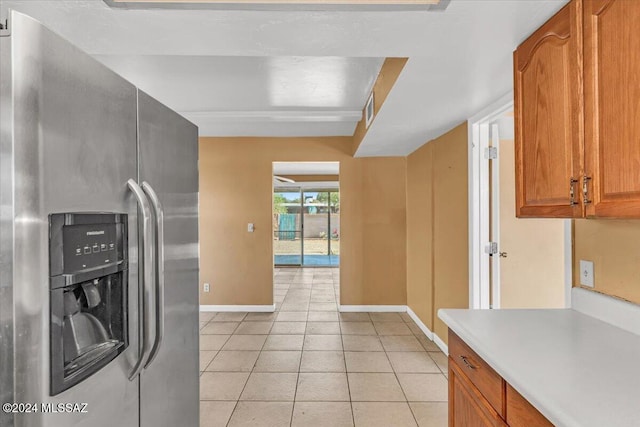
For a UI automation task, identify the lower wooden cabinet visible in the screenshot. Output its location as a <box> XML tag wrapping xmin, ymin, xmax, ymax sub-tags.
<box><xmin>450</xmin><ymin>362</ymin><xmax>507</xmax><ymax>427</ymax></box>
<box><xmin>449</xmin><ymin>328</ymin><xmax>505</xmax><ymax>417</ymax></box>
<box><xmin>448</xmin><ymin>331</ymin><xmax>553</xmax><ymax>427</ymax></box>
<box><xmin>505</xmin><ymin>385</ymin><xmax>553</xmax><ymax>427</ymax></box>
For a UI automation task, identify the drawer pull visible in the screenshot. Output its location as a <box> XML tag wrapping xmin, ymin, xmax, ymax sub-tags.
<box><xmin>459</xmin><ymin>355</ymin><xmax>477</xmax><ymax>370</ymax></box>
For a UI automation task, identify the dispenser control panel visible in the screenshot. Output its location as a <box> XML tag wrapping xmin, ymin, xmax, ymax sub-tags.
<box><xmin>49</xmin><ymin>213</ymin><xmax>127</xmax><ymax>279</ymax></box>
<box><xmin>64</xmin><ymin>223</ymin><xmax>119</xmax><ymax>271</ymax></box>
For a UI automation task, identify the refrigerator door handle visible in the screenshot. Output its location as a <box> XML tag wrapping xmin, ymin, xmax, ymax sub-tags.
<box><xmin>142</xmin><ymin>181</ymin><xmax>165</xmax><ymax>368</ymax></box>
<box><xmin>127</xmin><ymin>179</ymin><xmax>157</xmax><ymax>380</ymax></box>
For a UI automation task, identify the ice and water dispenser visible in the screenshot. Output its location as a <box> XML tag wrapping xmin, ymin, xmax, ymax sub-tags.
<box><xmin>49</xmin><ymin>213</ymin><xmax>129</xmax><ymax>395</ymax></box>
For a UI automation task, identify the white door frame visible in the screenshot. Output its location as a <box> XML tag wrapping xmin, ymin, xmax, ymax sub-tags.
<box><xmin>467</xmin><ymin>93</ymin><xmax>513</xmax><ymax>310</ymax></box>
<box><xmin>489</xmin><ymin>122</ymin><xmax>501</xmax><ymax>309</ymax></box>
<box><xmin>468</xmin><ymin>93</ymin><xmax>573</xmax><ymax>310</ymax></box>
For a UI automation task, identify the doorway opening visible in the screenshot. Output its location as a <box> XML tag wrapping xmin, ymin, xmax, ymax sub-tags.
<box><xmin>468</xmin><ymin>94</ymin><xmax>572</xmax><ymax>310</ymax></box>
<box><xmin>272</xmin><ymin>162</ymin><xmax>340</xmax><ymax>268</ymax></box>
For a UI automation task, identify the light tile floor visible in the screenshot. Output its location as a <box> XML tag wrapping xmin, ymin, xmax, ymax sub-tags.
<box><xmin>199</xmin><ymin>267</ymin><xmax>448</xmax><ymax>427</ymax></box>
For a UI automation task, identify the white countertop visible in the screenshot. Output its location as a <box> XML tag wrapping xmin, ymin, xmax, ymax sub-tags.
<box><xmin>439</xmin><ymin>308</ymin><xmax>640</xmax><ymax>427</ymax></box>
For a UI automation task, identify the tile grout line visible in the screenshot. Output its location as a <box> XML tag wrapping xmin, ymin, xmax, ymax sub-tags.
<box><xmin>382</xmin><ymin>340</ymin><xmax>421</xmax><ymax>426</ymax></box>
<box><xmin>202</xmin><ymin>268</ymin><xmax>450</xmax><ymax>426</ymax></box>
<box><xmin>336</xmin><ymin>271</ymin><xmax>354</xmax><ymax>427</ymax></box>
<box><xmin>200</xmin><ymin>318</ymin><xmax>234</xmax><ymax>373</ymax></box>
<box><xmin>223</xmin><ymin>310</ymin><xmax>259</xmax><ymax>427</ymax></box>
<box><xmin>329</xmin><ymin>272</ymin><xmax>354</xmax><ymax>426</ymax></box>
<box><xmin>201</xmin><ymin>398</ymin><xmax>440</xmax><ymax>403</ymax></box>
<box><xmin>289</xmin><ymin>272</ymin><xmax>303</xmax><ymax>427</ymax></box>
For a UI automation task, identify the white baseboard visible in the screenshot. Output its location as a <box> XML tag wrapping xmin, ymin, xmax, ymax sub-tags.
<box><xmin>433</xmin><ymin>333</ymin><xmax>449</xmax><ymax>356</ymax></box>
<box><xmin>338</xmin><ymin>305</ymin><xmax>407</xmax><ymax>313</ymax></box>
<box><xmin>200</xmin><ymin>304</ymin><xmax>276</xmax><ymax>313</ymax></box>
<box><xmin>404</xmin><ymin>307</ymin><xmax>448</xmax><ymax>355</ymax></box>
<box><xmin>406</xmin><ymin>307</ymin><xmax>434</xmax><ymax>340</ymax></box>
<box><xmin>402</xmin><ymin>306</ymin><xmax>448</xmax><ymax>355</ymax></box>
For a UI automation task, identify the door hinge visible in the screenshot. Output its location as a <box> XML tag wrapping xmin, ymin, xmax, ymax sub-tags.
<box><xmin>484</xmin><ymin>242</ymin><xmax>498</xmax><ymax>256</ymax></box>
<box><xmin>0</xmin><ymin>16</ymin><xmax>10</xmax><ymax>37</ymax></box>
<box><xmin>484</xmin><ymin>147</ymin><xmax>497</xmax><ymax>160</ymax></box>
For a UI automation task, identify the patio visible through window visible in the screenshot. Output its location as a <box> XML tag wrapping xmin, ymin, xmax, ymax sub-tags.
<box><xmin>273</xmin><ymin>189</ymin><xmax>340</xmax><ymax>267</ymax></box>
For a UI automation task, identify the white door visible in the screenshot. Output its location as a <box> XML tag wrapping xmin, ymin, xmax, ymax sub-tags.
<box><xmin>492</xmin><ymin>115</ymin><xmax>567</xmax><ymax>309</ymax></box>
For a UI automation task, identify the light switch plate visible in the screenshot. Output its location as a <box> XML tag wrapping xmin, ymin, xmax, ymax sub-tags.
<box><xmin>579</xmin><ymin>260</ymin><xmax>594</xmax><ymax>288</ymax></box>
<box><xmin>203</xmin><ymin>283</ymin><xmax>210</xmax><ymax>293</ymax></box>
<box><xmin>248</xmin><ymin>223</ymin><xmax>255</xmax><ymax>233</ymax></box>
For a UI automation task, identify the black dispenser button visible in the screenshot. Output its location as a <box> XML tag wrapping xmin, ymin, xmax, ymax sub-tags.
<box><xmin>83</xmin><ymin>247</ymin><xmax>91</xmax><ymax>255</ymax></box>
<box><xmin>92</xmin><ymin>245</ymin><xmax>99</xmax><ymax>253</ymax></box>
<box><xmin>100</xmin><ymin>244</ymin><xmax>107</xmax><ymax>252</ymax></box>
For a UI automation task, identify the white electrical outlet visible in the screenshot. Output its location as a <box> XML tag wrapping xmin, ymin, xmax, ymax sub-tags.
<box><xmin>579</xmin><ymin>260</ymin><xmax>594</xmax><ymax>287</ymax></box>
<box><xmin>203</xmin><ymin>283</ymin><xmax>210</xmax><ymax>293</ymax></box>
<box><xmin>248</xmin><ymin>223</ymin><xmax>255</xmax><ymax>233</ymax></box>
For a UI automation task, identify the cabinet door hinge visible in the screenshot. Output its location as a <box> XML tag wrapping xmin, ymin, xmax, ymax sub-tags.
<box><xmin>484</xmin><ymin>147</ymin><xmax>498</xmax><ymax>160</ymax></box>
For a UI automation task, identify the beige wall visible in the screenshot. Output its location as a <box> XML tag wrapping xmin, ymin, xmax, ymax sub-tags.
<box><xmin>406</xmin><ymin>139</ymin><xmax>434</xmax><ymax>330</ymax></box>
<box><xmin>199</xmin><ymin>137</ymin><xmax>407</xmax><ymax>307</ymax></box>
<box><xmin>406</xmin><ymin>122</ymin><xmax>469</xmax><ymax>344</ymax></box>
<box><xmin>573</xmin><ymin>219</ymin><xmax>640</xmax><ymax>304</ymax></box>
<box><xmin>499</xmin><ymin>139</ymin><xmax>566</xmax><ymax>308</ymax></box>
<box><xmin>432</xmin><ymin>123</ymin><xmax>470</xmax><ymax>342</ymax></box>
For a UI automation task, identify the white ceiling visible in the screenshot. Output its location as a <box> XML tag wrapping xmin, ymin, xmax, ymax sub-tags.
<box><xmin>95</xmin><ymin>55</ymin><xmax>383</xmax><ymax>136</ymax></box>
<box><xmin>1</xmin><ymin>0</ymin><xmax>568</xmax><ymax>155</ymax></box>
<box><xmin>273</xmin><ymin>162</ymin><xmax>340</xmax><ymax>175</ymax></box>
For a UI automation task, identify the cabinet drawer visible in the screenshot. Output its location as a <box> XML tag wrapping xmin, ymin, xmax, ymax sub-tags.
<box><xmin>506</xmin><ymin>384</ymin><xmax>553</xmax><ymax>427</ymax></box>
<box><xmin>449</xmin><ymin>331</ymin><xmax>505</xmax><ymax>418</ymax></box>
<box><xmin>450</xmin><ymin>362</ymin><xmax>507</xmax><ymax>427</ymax></box>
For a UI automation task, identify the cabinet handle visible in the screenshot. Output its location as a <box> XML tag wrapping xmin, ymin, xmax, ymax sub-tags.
<box><xmin>569</xmin><ymin>178</ymin><xmax>579</xmax><ymax>206</ymax></box>
<box><xmin>583</xmin><ymin>176</ymin><xmax>592</xmax><ymax>204</ymax></box>
<box><xmin>459</xmin><ymin>355</ymin><xmax>477</xmax><ymax>370</ymax></box>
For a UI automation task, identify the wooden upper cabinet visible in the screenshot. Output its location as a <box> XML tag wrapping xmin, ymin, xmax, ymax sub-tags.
<box><xmin>584</xmin><ymin>0</ymin><xmax>640</xmax><ymax>217</ymax></box>
<box><xmin>514</xmin><ymin>0</ymin><xmax>583</xmax><ymax>218</ymax></box>
<box><xmin>515</xmin><ymin>0</ymin><xmax>640</xmax><ymax>219</ymax></box>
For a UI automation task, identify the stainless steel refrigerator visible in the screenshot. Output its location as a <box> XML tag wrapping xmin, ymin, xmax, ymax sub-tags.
<box><xmin>0</xmin><ymin>11</ymin><xmax>200</xmax><ymax>427</ymax></box>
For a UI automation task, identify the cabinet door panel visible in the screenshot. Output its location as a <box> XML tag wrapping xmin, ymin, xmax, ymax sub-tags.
<box><xmin>514</xmin><ymin>0</ymin><xmax>583</xmax><ymax>218</ymax></box>
<box><xmin>506</xmin><ymin>385</ymin><xmax>553</xmax><ymax>427</ymax></box>
<box><xmin>449</xmin><ymin>362</ymin><xmax>506</xmax><ymax>427</ymax></box>
<box><xmin>584</xmin><ymin>0</ymin><xmax>640</xmax><ymax>217</ymax></box>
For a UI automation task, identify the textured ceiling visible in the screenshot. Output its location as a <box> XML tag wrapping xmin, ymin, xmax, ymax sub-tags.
<box><xmin>1</xmin><ymin>0</ymin><xmax>568</xmax><ymax>155</ymax></box>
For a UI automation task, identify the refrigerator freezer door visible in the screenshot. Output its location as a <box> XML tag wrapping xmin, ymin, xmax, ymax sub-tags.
<box><xmin>0</xmin><ymin>14</ymin><xmax>14</xmax><ymax>427</ymax></box>
<box><xmin>5</xmin><ymin>11</ymin><xmax>140</xmax><ymax>427</ymax></box>
<box><xmin>137</xmin><ymin>90</ymin><xmax>199</xmax><ymax>427</ymax></box>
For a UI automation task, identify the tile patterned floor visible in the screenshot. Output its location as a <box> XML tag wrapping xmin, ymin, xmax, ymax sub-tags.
<box><xmin>199</xmin><ymin>267</ymin><xmax>448</xmax><ymax>427</ymax></box>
